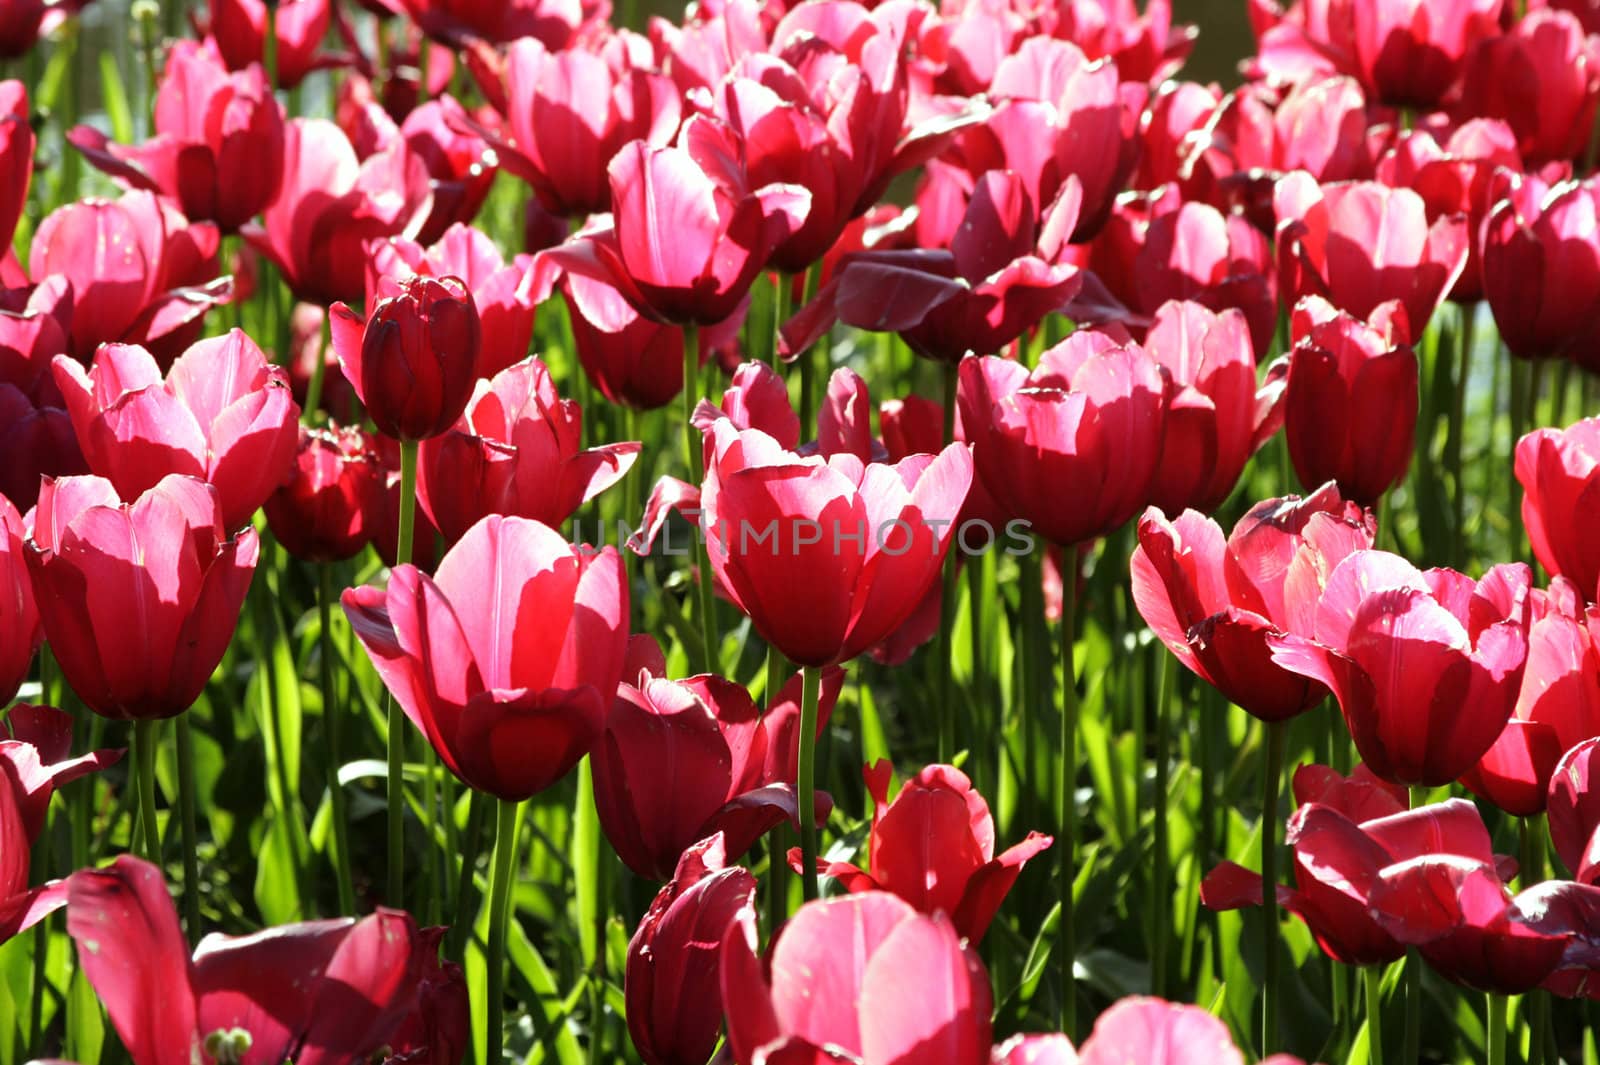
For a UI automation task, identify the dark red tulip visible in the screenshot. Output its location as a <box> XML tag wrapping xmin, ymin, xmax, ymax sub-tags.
<box><xmin>1270</xmin><ymin>550</ymin><xmax>1531</xmax><ymax>786</ymax></box>
<box><xmin>626</xmin><ymin>834</ymin><xmax>758</xmax><ymax>1065</ymax></box>
<box><xmin>53</xmin><ymin>331</ymin><xmax>300</xmax><ymax>531</ymax></box>
<box><xmin>1</xmin><ymin>81</ymin><xmax>33</xmax><ymax>254</ymax></box>
<box><xmin>595</xmin><ymin>638</ymin><xmax>842</xmax><ymax>881</ymax></box>
<box><xmin>206</xmin><ymin>0</ymin><xmax>333</xmax><ymax>90</ymax></box>
<box><xmin>416</xmin><ymin>357</ymin><xmax>639</xmax><ymax>544</ymax></box>
<box><xmin>383</xmin><ymin>0</ymin><xmax>594</xmax><ymax>47</ymax></box>
<box><xmin>384</xmin><ymin>928</ymin><xmax>470</xmax><ymax>1065</ymax></box>
<box><xmin>370</xmin><ymin>434</ymin><xmax>442</xmax><ymax>572</ymax></box>
<box><xmin>1131</xmin><ymin>484</ymin><xmax>1374</xmax><ymax>721</ymax></box>
<box><xmin>959</xmin><ymin>330</ymin><xmax>1165</xmax><ymax>548</ymax></box>
<box><xmin>344</xmin><ymin>515</ymin><xmax>628</xmax><ymax>801</ymax></box>
<box><xmin>1283</xmin><ymin>295</ymin><xmax>1417</xmax><ymax>507</ymax></box>
<box><xmin>1549</xmin><ymin>737</ymin><xmax>1600</xmax><ymax>883</ymax></box>
<box><xmin>66</xmin><ymin>855</ymin><xmax>444</xmax><ymax>1065</ymax></box>
<box><xmin>25</xmin><ymin>475</ymin><xmax>259</xmax><ymax>721</ymax></box>
<box><xmin>243</xmin><ymin>118</ymin><xmax>433</xmax><ymax>306</ymax></box>
<box><xmin>721</xmin><ymin>892</ymin><xmax>993</xmax><ymax>1065</ymax></box>
<box><xmin>1516</xmin><ymin>418</ymin><xmax>1600</xmax><ymax>598</ymax></box>
<box><xmin>263</xmin><ymin>423</ymin><xmax>381</xmax><ymax>564</ymax></box>
<box><xmin>0</xmin><ymin>494</ymin><xmax>38</xmax><ymax>704</ymax></box>
<box><xmin>68</xmin><ymin>40</ymin><xmax>284</xmax><ymax>232</ymax></box>
<box><xmin>329</xmin><ymin>275</ymin><xmax>480</xmax><ymax>443</ymax></box>
<box><xmin>0</xmin><ymin>704</ymin><xmax>120</xmax><ymax>945</ymax></box>
<box><xmin>0</xmin><ymin>2</ymin><xmax>47</xmax><ymax>58</ymax></box>
<box><xmin>0</xmin><ymin>383</ymin><xmax>85</xmax><ymax>512</ymax></box>
<box><xmin>368</xmin><ymin>224</ymin><xmax>537</xmax><ymax>380</ymax></box>
<box><xmin>805</xmin><ymin>762</ymin><xmax>1051</xmax><ymax>943</ymax></box>
<box><xmin>1462</xmin><ymin>580</ymin><xmax>1600</xmax><ymax>815</ymax></box>
<box><xmin>1484</xmin><ymin>170</ymin><xmax>1600</xmax><ymax>366</ymax></box>
<box><xmin>1456</xmin><ymin>10</ymin><xmax>1600</xmax><ymax>165</ymax></box>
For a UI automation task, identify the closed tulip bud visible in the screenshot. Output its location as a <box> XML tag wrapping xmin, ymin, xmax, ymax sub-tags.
<box><xmin>1517</xmin><ymin>417</ymin><xmax>1600</xmax><ymax>598</ymax></box>
<box><xmin>0</xmin><ymin>383</ymin><xmax>86</xmax><ymax>512</ymax></box>
<box><xmin>263</xmin><ymin>423</ymin><xmax>380</xmax><ymax>563</ymax></box>
<box><xmin>1548</xmin><ymin>737</ymin><xmax>1600</xmax><ymax>885</ymax></box>
<box><xmin>0</xmin><ymin>495</ymin><xmax>39</xmax><ymax>706</ymax></box>
<box><xmin>330</xmin><ymin>275</ymin><xmax>480</xmax><ymax>443</ymax></box>
<box><xmin>0</xmin><ymin>81</ymin><xmax>33</xmax><ymax>254</ymax></box>
<box><xmin>207</xmin><ymin>0</ymin><xmax>331</xmax><ymax>91</ymax></box>
<box><xmin>1482</xmin><ymin>171</ymin><xmax>1600</xmax><ymax>365</ymax></box>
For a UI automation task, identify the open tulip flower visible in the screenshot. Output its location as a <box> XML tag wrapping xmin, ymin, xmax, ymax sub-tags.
<box><xmin>998</xmin><ymin>996</ymin><xmax>1306</xmax><ymax>1065</ymax></box>
<box><xmin>801</xmin><ymin>761</ymin><xmax>1052</xmax><ymax>943</ymax></box>
<box><xmin>1549</xmin><ymin>737</ymin><xmax>1600</xmax><ymax>885</ymax></box>
<box><xmin>1454</xmin><ymin>9</ymin><xmax>1600</xmax><ymax>166</ymax></box>
<box><xmin>1269</xmin><ymin>550</ymin><xmax>1531</xmax><ymax>787</ymax></box>
<box><xmin>1132</xmin><ymin>483</ymin><xmax>1375</xmax><ymax>722</ymax></box>
<box><xmin>263</xmin><ymin>422</ymin><xmax>381</xmax><ymax>564</ymax></box>
<box><xmin>0</xmin><ymin>494</ymin><xmax>39</xmax><ymax>705</ymax></box>
<box><xmin>203</xmin><ymin>0</ymin><xmax>335</xmax><ymax>90</ymax></box>
<box><xmin>1517</xmin><ymin>416</ymin><xmax>1600</xmax><ymax>599</ymax></box>
<box><xmin>381</xmin><ymin>0</ymin><xmax>595</xmax><ymax>48</ymax></box>
<box><xmin>52</xmin><ymin>331</ymin><xmax>300</xmax><ymax>532</ymax></box>
<box><xmin>24</xmin><ymin>474</ymin><xmax>259</xmax><ymax>721</ymax></box>
<box><xmin>344</xmin><ymin>514</ymin><xmax>628</xmax><ymax>801</ymax></box>
<box><xmin>0</xmin><ymin>704</ymin><xmax>120</xmax><ymax>945</ymax></box>
<box><xmin>1480</xmin><ymin>171</ymin><xmax>1600</xmax><ymax>366</ymax></box>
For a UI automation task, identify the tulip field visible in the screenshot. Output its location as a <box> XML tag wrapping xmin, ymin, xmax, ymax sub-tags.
<box><xmin>10</xmin><ymin>0</ymin><xmax>1600</xmax><ymax>1063</ymax></box>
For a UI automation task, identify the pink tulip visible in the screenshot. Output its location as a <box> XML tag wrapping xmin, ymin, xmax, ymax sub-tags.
<box><xmin>1519</xmin><ymin>417</ymin><xmax>1600</xmax><ymax>606</ymax></box>
<box><xmin>1456</xmin><ymin>10</ymin><xmax>1600</xmax><ymax>165</ymax></box>
<box><xmin>1548</xmin><ymin>737</ymin><xmax>1600</xmax><ymax>884</ymax></box>
<box><xmin>206</xmin><ymin>0</ymin><xmax>334</xmax><ymax>90</ymax></box>
<box><xmin>0</xmin><ymin>80</ymin><xmax>33</xmax><ymax>255</ymax></box>
<box><xmin>1481</xmin><ymin>171</ymin><xmax>1600</xmax><ymax>366</ymax></box>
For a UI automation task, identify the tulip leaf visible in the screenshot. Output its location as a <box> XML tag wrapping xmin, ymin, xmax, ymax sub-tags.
<box><xmin>570</xmin><ymin>758</ymin><xmax>601</xmax><ymax>971</ymax></box>
<box><xmin>96</xmin><ymin>52</ymin><xmax>133</xmax><ymax>145</ymax></box>
<box><xmin>253</xmin><ymin>813</ymin><xmax>303</xmax><ymax>926</ymax></box>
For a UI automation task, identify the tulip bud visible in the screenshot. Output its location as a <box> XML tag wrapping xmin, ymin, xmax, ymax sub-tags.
<box><xmin>0</xmin><ymin>495</ymin><xmax>39</xmax><ymax>707</ymax></box>
<box><xmin>264</xmin><ymin>424</ymin><xmax>380</xmax><ymax>563</ymax></box>
<box><xmin>330</xmin><ymin>275</ymin><xmax>480</xmax><ymax>443</ymax></box>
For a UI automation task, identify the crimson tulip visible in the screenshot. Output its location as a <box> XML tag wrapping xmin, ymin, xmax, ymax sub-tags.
<box><xmin>1269</xmin><ymin>550</ymin><xmax>1531</xmax><ymax>786</ymax></box>
<box><xmin>1456</xmin><ymin>9</ymin><xmax>1600</xmax><ymax>165</ymax></box>
<box><xmin>385</xmin><ymin>928</ymin><xmax>470</xmax><ymax>1065</ymax></box>
<box><xmin>66</xmin><ymin>855</ymin><xmax>446</xmax><ymax>1065</ymax></box>
<box><xmin>626</xmin><ymin>834</ymin><xmax>757</xmax><ymax>1065</ymax></box>
<box><xmin>206</xmin><ymin>0</ymin><xmax>333</xmax><ymax>90</ymax></box>
<box><xmin>1131</xmin><ymin>483</ymin><xmax>1374</xmax><ymax>721</ymax></box>
<box><xmin>0</xmin><ymin>2</ymin><xmax>48</xmax><ymax>58</ymax></box>
<box><xmin>25</xmin><ymin>475</ymin><xmax>258</xmax><ymax>721</ymax></box>
<box><xmin>1</xmin><ymin>80</ymin><xmax>32</xmax><ymax>254</ymax></box>
<box><xmin>344</xmin><ymin>515</ymin><xmax>628</xmax><ymax>801</ymax></box>
<box><xmin>0</xmin><ymin>494</ymin><xmax>38</xmax><ymax>704</ymax></box>
<box><xmin>329</xmin><ymin>275</ymin><xmax>480</xmax><ymax>443</ymax></box>
<box><xmin>1549</xmin><ymin>737</ymin><xmax>1600</xmax><ymax>883</ymax></box>
<box><xmin>68</xmin><ymin>40</ymin><xmax>284</xmax><ymax>232</ymax></box>
<box><xmin>1274</xmin><ymin>173</ymin><xmax>1468</xmax><ymax>335</ymax></box>
<box><xmin>381</xmin><ymin>0</ymin><xmax>592</xmax><ymax>47</ymax></box>
<box><xmin>1282</xmin><ymin>295</ymin><xmax>1418</xmax><ymax>507</ymax></box>
<box><xmin>958</xmin><ymin>329</ymin><xmax>1165</xmax><ymax>548</ymax></box>
<box><xmin>1482</xmin><ymin>171</ymin><xmax>1600</xmax><ymax>365</ymax></box>
<box><xmin>53</xmin><ymin>331</ymin><xmax>300</xmax><ymax>531</ymax></box>
<box><xmin>595</xmin><ymin>638</ymin><xmax>843</xmax><ymax>880</ymax></box>
<box><xmin>263</xmin><ymin>423</ymin><xmax>381</xmax><ymax>563</ymax></box>
<box><xmin>0</xmin><ymin>704</ymin><xmax>119</xmax><ymax>945</ymax></box>
<box><xmin>0</xmin><ymin>383</ymin><xmax>84</xmax><ymax>512</ymax></box>
<box><xmin>243</xmin><ymin>118</ymin><xmax>432</xmax><ymax>306</ymax></box>
<box><xmin>1517</xmin><ymin>417</ymin><xmax>1600</xmax><ymax>599</ymax></box>
<box><xmin>1131</xmin><ymin>81</ymin><xmax>1220</xmax><ymax>192</ymax></box>
<box><xmin>721</xmin><ymin>892</ymin><xmax>993</xmax><ymax>1065</ymax></box>
<box><xmin>416</xmin><ymin>357</ymin><xmax>639</xmax><ymax>544</ymax></box>
<box><xmin>804</xmin><ymin>762</ymin><xmax>1051</xmax><ymax>943</ymax></box>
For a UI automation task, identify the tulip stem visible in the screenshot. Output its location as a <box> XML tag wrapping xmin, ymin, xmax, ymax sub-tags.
<box><xmin>1486</xmin><ymin>993</ymin><xmax>1506</xmax><ymax>1065</ymax></box>
<box><xmin>304</xmin><ymin>312</ymin><xmax>329</xmax><ymax>424</ymax></box>
<box><xmin>318</xmin><ymin>565</ymin><xmax>357</xmax><ymax>917</ymax></box>
<box><xmin>1520</xmin><ymin>817</ymin><xmax>1548</xmax><ymax>1065</ymax></box>
<box><xmin>1261</xmin><ymin>718</ymin><xmax>1287</xmax><ymax>1055</ymax></box>
<box><xmin>486</xmin><ymin>797</ymin><xmax>522</xmax><ymax>1065</ymax></box>
<box><xmin>175</xmin><ymin>715</ymin><xmax>202</xmax><ymax>941</ymax></box>
<box><xmin>1450</xmin><ymin>305</ymin><xmax>1474</xmax><ymax>567</ymax></box>
<box><xmin>1366</xmin><ymin>965</ymin><xmax>1385</xmax><ymax>1065</ymax></box>
<box><xmin>447</xmin><ymin>791</ymin><xmax>488</xmax><ymax>959</ymax></box>
<box><xmin>1151</xmin><ymin>650</ymin><xmax>1175</xmax><ymax>998</ymax></box>
<box><xmin>1405</xmin><ymin>784</ymin><xmax>1424</xmax><ymax>1065</ymax></box>
<box><xmin>1057</xmin><ymin>542</ymin><xmax>1079</xmax><ymax>1037</ymax></box>
<box><xmin>681</xmin><ymin>322</ymin><xmax>718</xmax><ymax>673</ymax></box>
<box><xmin>388</xmin><ymin>439</ymin><xmax>420</xmax><ymax>907</ymax></box>
<box><xmin>133</xmin><ymin>719</ymin><xmax>161</xmax><ymax>866</ymax></box>
<box><xmin>770</xmin><ymin>273</ymin><xmax>791</xmax><ymax>369</ymax></box>
<box><xmin>797</xmin><ymin>665</ymin><xmax>822</xmax><ymax>903</ymax></box>
<box><xmin>936</xmin><ymin>360</ymin><xmax>961</xmax><ymax>763</ymax></box>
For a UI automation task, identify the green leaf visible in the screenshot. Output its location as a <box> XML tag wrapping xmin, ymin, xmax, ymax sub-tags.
<box><xmin>97</xmin><ymin>51</ymin><xmax>133</xmax><ymax>144</ymax></box>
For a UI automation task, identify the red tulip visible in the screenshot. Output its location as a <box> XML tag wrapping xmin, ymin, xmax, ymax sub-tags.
<box><xmin>1282</xmin><ymin>295</ymin><xmax>1418</xmax><ymax>506</ymax></box>
<box><xmin>1456</xmin><ymin>10</ymin><xmax>1600</xmax><ymax>165</ymax></box>
<box><xmin>342</xmin><ymin>94</ymin><xmax>496</xmax><ymax>247</ymax></box>
<box><xmin>206</xmin><ymin>0</ymin><xmax>333</xmax><ymax>90</ymax></box>
<box><xmin>263</xmin><ymin>423</ymin><xmax>381</xmax><ymax>563</ymax></box>
<box><xmin>1462</xmin><ymin>580</ymin><xmax>1600</xmax><ymax>815</ymax></box>
<box><xmin>958</xmin><ymin>330</ymin><xmax>1165</xmax><ymax>548</ymax></box>
<box><xmin>1274</xmin><ymin>173</ymin><xmax>1468</xmax><ymax>335</ymax></box>
<box><xmin>1269</xmin><ymin>550</ymin><xmax>1531</xmax><ymax>786</ymax></box>
<box><xmin>383</xmin><ymin>0</ymin><xmax>593</xmax><ymax>47</ymax></box>
<box><xmin>1131</xmin><ymin>80</ymin><xmax>1220</xmax><ymax>192</ymax></box>
<box><xmin>0</xmin><ymin>495</ymin><xmax>38</xmax><ymax>704</ymax></box>
<box><xmin>1516</xmin><ymin>417</ymin><xmax>1600</xmax><ymax>599</ymax></box>
<box><xmin>804</xmin><ymin>762</ymin><xmax>1051</xmax><ymax>943</ymax></box>
<box><xmin>1</xmin><ymin>81</ymin><xmax>33</xmax><ymax>254</ymax></box>
<box><xmin>0</xmin><ymin>383</ymin><xmax>85</xmax><ymax>512</ymax></box>
<box><xmin>721</xmin><ymin>892</ymin><xmax>993</xmax><ymax>1065</ymax></box>
<box><xmin>626</xmin><ymin>834</ymin><xmax>758</xmax><ymax>1065</ymax></box>
<box><xmin>343</xmin><ymin>515</ymin><xmax>628</xmax><ymax>801</ymax></box>
<box><xmin>1131</xmin><ymin>484</ymin><xmax>1374</xmax><ymax>721</ymax></box>
<box><xmin>1481</xmin><ymin>171</ymin><xmax>1600</xmax><ymax>365</ymax></box>
<box><xmin>66</xmin><ymin>855</ymin><xmax>444</xmax><ymax>1065</ymax></box>
<box><xmin>0</xmin><ymin>704</ymin><xmax>120</xmax><ymax>945</ymax></box>
<box><xmin>0</xmin><ymin>2</ymin><xmax>47</xmax><ymax>58</ymax></box>
<box><xmin>416</xmin><ymin>357</ymin><xmax>639</xmax><ymax>544</ymax></box>
<box><xmin>68</xmin><ymin>40</ymin><xmax>284</xmax><ymax>232</ymax></box>
<box><xmin>1549</xmin><ymin>737</ymin><xmax>1600</xmax><ymax>883</ymax></box>
<box><xmin>384</xmin><ymin>928</ymin><xmax>470</xmax><ymax>1065</ymax></box>
<box><xmin>368</xmin><ymin>224</ymin><xmax>537</xmax><ymax>380</ymax></box>
<box><xmin>595</xmin><ymin>638</ymin><xmax>843</xmax><ymax>880</ymax></box>
<box><xmin>25</xmin><ymin>475</ymin><xmax>258</xmax><ymax>720</ymax></box>
<box><xmin>53</xmin><ymin>331</ymin><xmax>300</xmax><ymax>531</ymax></box>
<box><xmin>329</xmin><ymin>275</ymin><xmax>480</xmax><ymax>443</ymax></box>
<box><xmin>244</xmin><ymin>118</ymin><xmax>432</xmax><ymax>306</ymax></box>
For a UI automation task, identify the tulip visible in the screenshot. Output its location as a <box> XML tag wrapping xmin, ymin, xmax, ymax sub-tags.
<box><xmin>1456</xmin><ymin>10</ymin><xmax>1600</xmax><ymax>165</ymax></box>
<box><xmin>416</xmin><ymin>357</ymin><xmax>640</xmax><ymax>544</ymax></box>
<box><xmin>0</xmin><ymin>495</ymin><xmax>38</xmax><ymax>705</ymax></box>
<box><xmin>1282</xmin><ymin>295</ymin><xmax>1418</xmax><ymax>507</ymax></box>
<box><xmin>385</xmin><ymin>0</ymin><xmax>591</xmax><ymax>47</ymax></box>
<box><xmin>804</xmin><ymin>762</ymin><xmax>1051</xmax><ymax>943</ymax></box>
<box><xmin>66</xmin><ymin>855</ymin><xmax>444</xmax><ymax>1065</ymax></box>
<box><xmin>1549</xmin><ymin>737</ymin><xmax>1600</xmax><ymax>884</ymax></box>
<box><xmin>68</xmin><ymin>40</ymin><xmax>284</xmax><ymax>232</ymax></box>
<box><xmin>1070</xmin><ymin>996</ymin><xmax>1256</xmax><ymax>1065</ymax></box>
<box><xmin>879</xmin><ymin>394</ymin><xmax>1007</xmax><ymax>543</ymax></box>
<box><xmin>0</xmin><ymin>383</ymin><xmax>85</xmax><ymax>512</ymax></box>
<box><xmin>1269</xmin><ymin>550</ymin><xmax>1531</xmax><ymax>786</ymax></box>
<box><xmin>720</xmin><ymin>892</ymin><xmax>993</xmax><ymax>1065</ymax></box>
<box><xmin>25</xmin><ymin>474</ymin><xmax>258</xmax><ymax>721</ymax></box>
<box><xmin>1481</xmin><ymin>171</ymin><xmax>1600</xmax><ymax>365</ymax></box>
<box><xmin>344</xmin><ymin>514</ymin><xmax>627</xmax><ymax>801</ymax></box>
<box><xmin>329</xmin><ymin>274</ymin><xmax>480</xmax><ymax>443</ymax></box>
<box><xmin>385</xmin><ymin>928</ymin><xmax>470</xmax><ymax>1065</ymax></box>
<box><xmin>1131</xmin><ymin>80</ymin><xmax>1221</xmax><ymax>192</ymax></box>
<box><xmin>1131</xmin><ymin>483</ymin><xmax>1374</xmax><ymax>722</ymax></box>
<box><xmin>595</xmin><ymin>640</ymin><xmax>843</xmax><ymax>880</ymax></box>
<box><xmin>263</xmin><ymin>423</ymin><xmax>380</xmax><ymax>563</ymax></box>
<box><xmin>1</xmin><ymin>80</ymin><xmax>33</xmax><ymax>255</ymax></box>
<box><xmin>1520</xmin><ymin>421</ymin><xmax>1600</xmax><ymax>605</ymax></box>
<box><xmin>52</xmin><ymin>331</ymin><xmax>300</xmax><ymax>531</ymax></box>
<box><xmin>244</xmin><ymin>118</ymin><xmax>432</xmax><ymax>306</ymax></box>
<box><xmin>0</xmin><ymin>2</ymin><xmax>48</xmax><ymax>59</ymax></box>
<box><xmin>207</xmin><ymin>0</ymin><xmax>332</xmax><ymax>90</ymax></box>
<box><xmin>0</xmin><ymin>704</ymin><xmax>120</xmax><ymax>945</ymax></box>
<box><xmin>626</xmin><ymin>834</ymin><xmax>758</xmax><ymax>1065</ymax></box>
<box><xmin>1273</xmin><ymin>173</ymin><xmax>1468</xmax><ymax>335</ymax></box>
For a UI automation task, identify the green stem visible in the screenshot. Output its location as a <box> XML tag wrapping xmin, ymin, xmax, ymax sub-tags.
<box><xmin>486</xmin><ymin>798</ymin><xmax>522</xmax><ymax>1065</ymax></box>
<box><xmin>133</xmin><ymin>719</ymin><xmax>161</xmax><ymax>865</ymax></box>
<box><xmin>1365</xmin><ymin>965</ymin><xmax>1386</xmax><ymax>1065</ymax></box>
<box><xmin>935</xmin><ymin>360</ymin><xmax>961</xmax><ymax>763</ymax></box>
<box><xmin>573</xmin><ymin>758</ymin><xmax>605</xmax><ymax>1060</ymax></box>
<box><xmin>388</xmin><ymin>440</ymin><xmax>420</xmax><ymax>906</ymax></box>
<box><xmin>175</xmin><ymin>715</ymin><xmax>202</xmax><ymax>940</ymax></box>
<box><xmin>1486</xmin><ymin>993</ymin><xmax>1506</xmax><ymax>1065</ymax></box>
<box><xmin>1057</xmin><ymin>542</ymin><xmax>1080</xmax><ymax>1036</ymax></box>
<box><xmin>1450</xmin><ymin>305</ymin><xmax>1473</xmax><ymax>567</ymax></box>
<box><xmin>1151</xmin><ymin>650</ymin><xmax>1175</xmax><ymax>998</ymax></box>
<box><xmin>304</xmin><ymin>311</ymin><xmax>330</xmax><ymax>424</ymax></box>
<box><xmin>797</xmin><ymin>265</ymin><xmax>822</xmax><ymax>437</ymax></box>
<box><xmin>770</xmin><ymin>272</ymin><xmax>791</xmax><ymax>369</ymax></box>
<box><xmin>1261</xmin><ymin>720</ymin><xmax>1287</xmax><ymax>1055</ymax></box>
<box><xmin>1521</xmin><ymin>816</ymin><xmax>1547</xmax><ymax>1065</ymax></box>
<box><xmin>446</xmin><ymin>791</ymin><xmax>488</xmax><ymax>960</ymax></box>
<box><xmin>796</xmin><ymin>665</ymin><xmax>822</xmax><ymax>902</ymax></box>
<box><xmin>320</xmin><ymin>566</ymin><xmax>357</xmax><ymax>916</ymax></box>
<box><xmin>765</xmin><ymin>640</ymin><xmax>791</xmax><ymax>932</ymax></box>
<box><xmin>1405</xmin><ymin>783</ymin><xmax>1425</xmax><ymax>1064</ymax></box>
<box><xmin>680</xmin><ymin>322</ymin><xmax>718</xmax><ymax>673</ymax></box>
